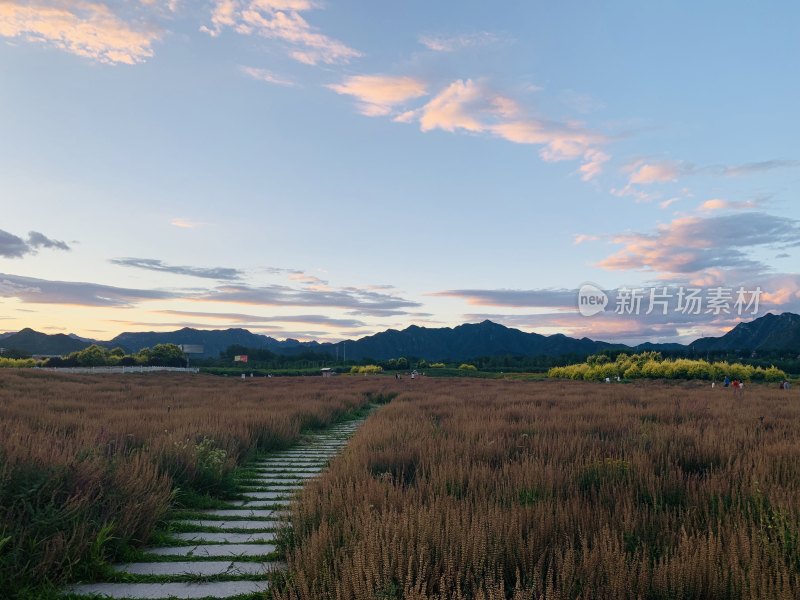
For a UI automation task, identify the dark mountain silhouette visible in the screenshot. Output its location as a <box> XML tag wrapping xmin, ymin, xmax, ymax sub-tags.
<box><xmin>5</xmin><ymin>312</ymin><xmax>798</xmax><ymax>360</ymax></box>
<box><xmin>108</xmin><ymin>327</ymin><xmax>284</xmax><ymax>357</ymax></box>
<box><xmin>313</xmin><ymin>320</ymin><xmax>623</xmax><ymax>360</ymax></box>
<box><xmin>0</xmin><ymin>328</ymin><xmax>92</xmax><ymax>355</ymax></box>
<box><xmin>691</xmin><ymin>312</ymin><xmax>800</xmax><ymax>352</ymax></box>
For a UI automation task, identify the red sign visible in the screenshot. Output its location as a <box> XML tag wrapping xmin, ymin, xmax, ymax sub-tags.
<box><xmin>234</xmin><ymin>355</ymin><xmax>248</xmax><ymax>363</ymax></box>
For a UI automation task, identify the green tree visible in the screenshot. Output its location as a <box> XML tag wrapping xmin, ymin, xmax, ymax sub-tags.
<box><xmin>147</xmin><ymin>344</ymin><xmax>186</xmax><ymax>367</ymax></box>
<box><xmin>73</xmin><ymin>345</ymin><xmax>109</xmax><ymax>367</ymax></box>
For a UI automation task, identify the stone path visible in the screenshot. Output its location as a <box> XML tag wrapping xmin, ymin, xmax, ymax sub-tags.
<box><xmin>66</xmin><ymin>420</ymin><xmax>361</xmax><ymax>599</ymax></box>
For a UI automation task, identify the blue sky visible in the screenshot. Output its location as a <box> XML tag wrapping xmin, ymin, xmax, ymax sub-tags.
<box><xmin>1</xmin><ymin>1</ymin><xmax>799</xmax><ymax>344</ymax></box>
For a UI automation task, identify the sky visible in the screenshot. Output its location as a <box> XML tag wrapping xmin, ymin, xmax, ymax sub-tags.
<box><xmin>1</xmin><ymin>1</ymin><xmax>799</xmax><ymax>345</ymax></box>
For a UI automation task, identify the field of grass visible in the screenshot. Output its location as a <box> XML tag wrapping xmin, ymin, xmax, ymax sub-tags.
<box><xmin>0</xmin><ymin>370</ymin><xmax>396</xmax><ymax>597</ymax></box>
<box><xmin>277</xmin><ymin>379</ymin><xmax>800</xmax><ymax>599</ymax></box>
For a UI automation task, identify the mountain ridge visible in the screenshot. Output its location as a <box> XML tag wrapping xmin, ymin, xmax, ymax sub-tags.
<box><xmin>1</xmin><ymin>313</ymin><xmax>798</xmax><ymax>359</ymax></box>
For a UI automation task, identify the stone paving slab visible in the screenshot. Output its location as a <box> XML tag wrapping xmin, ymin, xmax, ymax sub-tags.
<box><xmin>261</xmin><ymin>471</ymin><xmax>317</xmax><ymax>478</ymax></box>
<box><xmin>269</xmin><ymin>453</ymin><xmax>336</xmax><ymax>459</ymax></box>
<box><xmin>171</xmin><ymin>532</ymin><xmax>276</xmax><ymax>544</ymax></box>
<box><xmin>111</xmin><ymin>560</ymin><xmax>280</xmax><ymax>576</ymax></box>
<box><xmin>252</xmin><ymin>467</ymin><xmax>322</xmax><ymax>474</ymax></box>
<box><xmin>241</xmin><ymin>491</ymin><xmax>293</xmax><ymax>501</ymax></box>
<box><xmin>256</xmin><ymin>478</ymin><xmax>306</xmax><ymax>486</ymax></box>
<box><xmin>236</xmin><ymin>484</ymin><xmax>295</xmax><ymax>492</ymax></box>
<box><xmin>147</xmin><ymin>543</ymin><xmax>277</xmax><ymax>557</ymax></box>
<box><xmin>67</xmin><ymin>580</ymin><xmax>269</xmax><ymax>599</ymax></box>
<box><xmin>228</xmin><ymin>498</ymin><xmax>291</xmax><ymax>507</ymax></box>
<box><xmin>249</xmin><ymin>467</ymin><xmax>323</xmax><ymax>473</ymax></box>
<box><xmin>174</xmin><ymin>519</ymin><xmax>282</xmax><ymax>530</ymax></box>
<box><xmin>260</xmin><ymin>455</ymin><xmax>331</xmax><ymax>461</ymax></box>
<box><xmin>241</xmin><ymin>483</ymin><xmax>301</xmax><ymax>491</ymax></box>
<box><xmin>200</xmin><ymin>509</ymin><xmax>280</xmax><ymax>518</ymax></box>
<box><xmin>255</xmin><ymin>460</ymin><xmax>327</xmax><ymax>467</ymax></box>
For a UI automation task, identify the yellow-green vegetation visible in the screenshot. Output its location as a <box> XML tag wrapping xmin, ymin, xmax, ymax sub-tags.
<box><xmin>549</xmin><ymin>351</ymin><xmax>787</xmax><ymax>382</ymax></box>
<box><xmin>458</xmin><ymin>363</ymin><xmax>477</xmax><ymax>370</ymax></box>
<box><xmin>350</xmin><ymin>364</ymin><xmax>383</xmax><ymax>374</ymax></box>
<box><xmin>429</xmin><ymin>362</ymin><xmax>446</xmax><ymax>368</ymax></box>
<box><xmin>0</xmin><ymin>343</ymin><xmax>190</xmax><ymax>369</ymax></box>
<box><xmin>276</xmin><ymin>379</ymin><xmax>800</xmax><ymax>599</ymax></box>
<box><xmin>0</xmin><ymin>371</ymin><xmax>397</xmax><ymax>598</ymax></box>
<box><xmin>0</xmin><ymin>357</ymin><xmax>37</xmax><ymax>368</ymax></box>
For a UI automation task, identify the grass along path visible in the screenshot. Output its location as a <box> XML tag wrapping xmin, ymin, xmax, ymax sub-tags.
<box><xmin>64</xmin><ymin>419</ymin><xmax>364</xmax><ymax>599</ymax></box>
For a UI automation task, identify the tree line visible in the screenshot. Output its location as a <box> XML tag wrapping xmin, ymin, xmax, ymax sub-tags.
<box><xmin>548</xmin><ymin>352</ymin><xmax>788</xmax><ymax>382</ymax></box>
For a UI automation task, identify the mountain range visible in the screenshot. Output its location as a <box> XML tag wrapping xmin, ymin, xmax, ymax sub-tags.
<box><xmin>1</xmin><ymin>312</ymin><xmax>798</xmax><ymax>360</ymax></box>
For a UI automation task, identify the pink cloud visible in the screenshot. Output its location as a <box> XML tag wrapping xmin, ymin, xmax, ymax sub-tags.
<box><xmin>578</xmin><ymin>149</ymin><xmax>610</xmax><ymax>181</ymax></box>
<box><xmin>419</xmin><ymin>79</ymin><xmax>487</xmax><ymax>133</ymax></box>
<box><xmin>414</xmin><ymin>79</ymin><xmax>609</xmax><ymax>175</ymax></box>
<box><xmin>239</xmin><ymin>65</ymin><xmax>295</xmax><ymax>86</ymax></box>
<box><xmin>628</xmin><ymin>160</ymin><xmax>682</xmax><ymax>185</ymax></box>
<box><xmin>327</xmin><ymin>75</ymin><xmax>428</xmax><ymax>117</ymax></box>
<box><xmin>0</xmin><ymin>1</ymin><xmax>159</xmax><ymax>64</ymax></box>
<box><xmin>203</xmin><ymin>0</ymin><xmax>360</xmax><ymax>65</ymax></box>
<box><xmin>573</xmin><ymin>234</ymin><xmax>599</xmax><ymax>245</ymax></box>
<box><xmin>596</xmin><ymin>212</ymin><xmax>800</xmax><ymax>277</ymax></box>
<box><xmin>418</xmin><ymin>31</ymin><xmax>501</xmax><ymax>52</ymax></box>
<box><xmin>698</xmin><ymin>197</ymin><xmax>761</xmax><ymax>212</ymax></box>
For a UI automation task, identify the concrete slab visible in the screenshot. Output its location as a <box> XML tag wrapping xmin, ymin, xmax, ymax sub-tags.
<box><xmin>244</xmin><ymin>484</ymin><xmax>301</xmax><ymax>491</ymax></box>
<box><xmin>255</xmin><ymin>461</ymin><xmax>327</xmax><ymax>468</ymax></box>
<box><xmin>256</xmin><ymin>478</ymin><xmax>307</xmax><ymax>485</ymax></box>
<box><xmin>200</xmin><ymin>509</ymin><xmax>279</xmax><ymax>518</ymax></box>
<box><xmin>269</xmin><ymin>453</ymin><xmax>336</xmax><ymax>459</ymax></box>
<box><xmin>241</xmin><ymin>491</ymin><xmax>293</xmax><ymax>500</ymax></box>
<box><xmin>252</xmin><ymin>467</ymin><xmax>322</xmax><ymax>473</ymax></box>
<box><xmin>146</xmin><ymin>543</ymin><xmax>277</xmax><ymax>557</ymax></box>
<box><xmin>173</xmin><ymin>519</ymin><xmax>282</xmax><ymax>530</ymax></box>
<box><xmin>227</xmin><ymin>499</ymin><xmax>291</xmax><ymax>508</ymax></box>
<box><xmin>67</xmin><ymin>580</ymin><xmax>269</xmax><ymax>599</ymax></box>
<box><xmin>111</xmin><ymin>560</ymin><xmax>280</xmax><ymax>577</ymax></box>
<box><xmin>171</xmin><ymin>531</ymin><xmax>276</xmax><ymax>544</ymax></box>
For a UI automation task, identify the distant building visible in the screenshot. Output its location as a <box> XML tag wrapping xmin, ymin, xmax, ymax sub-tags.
<box><xmin>179</xmin><ymin>344</ymin><xmax>204</xmax><ymax>354</ymax></box>
<box><xmin>321</xmin><ymin>368</ymin><xmax>337</xmax><ymax>377</ymax></box>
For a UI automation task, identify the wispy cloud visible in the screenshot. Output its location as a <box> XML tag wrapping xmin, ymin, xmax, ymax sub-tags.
<box><xmin>418</xmin><ymin>31</ymin><xmax>501</xmax><ymax>52</ymax></box>
<box><xmin>170</xmin><ymin>218</ymin><xmax>204</xmax><ymax>228</ymax></box>
<box><xmin>573</xmin><ymin>234</ymin><xmax>600</xmax><ymax>245</ymax></box>
<box><xmin>200</xmin><ymin>283</ymin><xmax>421</xmax><ymax>316</ymax></box>
<box><xmin>618</xmin><ymin>158</ymin><xmax>800</xmax><ymax>198</ymax></box>
<box><xmin>627</xmin><ymin>160</ymin><xmax>682</xmax><ymax>185</ymax></box>
<box><xmin>578</xmin><ymin>149</ymin><xmax>610</xmax><ymax>181</ymax></box>
<box><xmin>0</xmin><ymin>273</ymin><xmax>176</xmax><ymax>307</ymax></box>
<box><xmin>596</xmin><ymin>212</ymin><xmax>800</xmax><ymax>276</ymax></box>
<box><xmin>721</xmin><ymin>159</ymin><xmax>800</xmax><ymax>176</ymax></box>
<box><xmin>202</xmin><ymin>0</ymin><xmax>361</xmax><ymax>65</ymax></box>
<box><xmin>157</xmin><ymin>310</ymin><xmax>365</xmax><ymax>328</ymax></box>
<box><xmin>413</xmin><ymin>79</ymin><xmax>608</xmax><ymax>172</ymax></box>
<box><xmin>433</xmin><ymin>288</ymin><xmax>577</xmax><ymax>309</ymax></box>
<box><xmin>110</xmin><ymin>257</ymin><xmax>243</xmax><ymax>280</ymax></box>
<box><xmin>239</xmin><ymin>65</ymin><xmax>296</xmax><ymax>86</ymax></box>
<box><xmin>0</xmin><ymin>1</ymin><xmax>160</xmax><ymax>65</ymax></box>
<box><xmin>327</xmin><ymin>75</ymin><xmax>427</xmax><ymax>117</ymax></box>
<box><xmin>698</xmin><ymin>197</ymin><xmax>764</xmax><ymax>212</ymax></box>
<box><xmin>0</xmin><ymin>229</ymin><xmax>70</xmax><ymax>258</ymax></box>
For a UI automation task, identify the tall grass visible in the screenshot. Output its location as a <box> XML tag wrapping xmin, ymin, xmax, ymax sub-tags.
<box><xmin>277</xmin><ymin>379</ymin><xmax>800</xmax><ymax>599</ymax></box>
<box><xmin>0</xmin><ymin>370</ymin><xmax>396</xmax><ymax>597</ymax></box>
